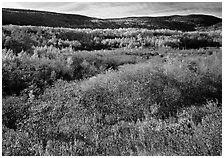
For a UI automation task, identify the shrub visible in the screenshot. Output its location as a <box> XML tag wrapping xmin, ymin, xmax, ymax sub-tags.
<box><xmin>2</xmin><ymin>128</ymin><xmax>35</xmax><ymax>156</ymax></box>
<box><xmin>13</xmin><ymin>57</ymin><xmax>221</xmax><ymax>155</ymax></box>
<box><xmin>2</xmin><ymin>25</ymin><xmax>221</xmax><ymax>156</ymax></box>
<box><xmin>2</xmin><ymin>96</ymin><xmax>30</xmax><ymax>130</ymax></box>
<box><xmin>79</xmin><ymin>50</ymin><xmax>221</xmax><ymax>120</ymax></box>
<box><xmin>179</xmin><ymin>36</ymin><xmax>221</xmax><ymax>49</ymax></box>
<box><xmin>3</xmin><ymin>25</ymin><xmax>221</xmax><ymax>51</ymax></box>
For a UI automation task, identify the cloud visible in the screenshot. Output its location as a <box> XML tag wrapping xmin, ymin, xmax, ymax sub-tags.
<box><xmin>2</xmin><ymin>2</ymin><xmax>23</xmax><ymax>9</ymax></box>
<box><xmin>2</xmin><ymin>2</ymin><xmax>222</xmax><ymax>18</ymax></box>
<box><xmin>125</xmin><ymin>2</ymin><xmax>222</xmax><ymax>17</ymax></box>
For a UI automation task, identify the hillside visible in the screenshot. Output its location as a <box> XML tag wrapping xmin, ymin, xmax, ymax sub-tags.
<box><xmin>197</xmin><ymin>22</ymin><xmax>222</xmax><ymax>31</ymax></box>
<box><xmin>2</xmin><ymin>8</ymin><xmax>222</xmax><ymax>31</ymax></box>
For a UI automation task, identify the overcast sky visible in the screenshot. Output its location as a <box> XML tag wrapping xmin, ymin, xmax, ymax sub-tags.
<box><xmin>2</xmin><ymin>2</ymin><xmax>222</xmax><ymax>18</ymax></box>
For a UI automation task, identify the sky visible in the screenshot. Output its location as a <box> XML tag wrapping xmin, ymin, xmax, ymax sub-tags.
<box><xmin>2</xmin><ymin>2</ymin><xmax>222</xmax><ymax>18</ymax></box>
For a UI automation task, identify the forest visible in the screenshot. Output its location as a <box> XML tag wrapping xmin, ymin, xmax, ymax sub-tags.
<box><xmin>2</xmin><ymin>24</ymin><xmax>222</xmax><ymax>156</ymax></box>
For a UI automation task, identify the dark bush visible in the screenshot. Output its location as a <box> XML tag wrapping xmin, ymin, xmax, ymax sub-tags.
<box><xmin>2</xmin><ymin>128</ymin><xmax>35</xmax><ymax>156</ymax></box>
<box><xmin>179</xmin><ymin>36</ymin><xmax>221</xmax><ymax>49</ymax></box>
<box><xmin>2</xmin><ymin>96</ymin><xmax>30</xmax><ymax>130</ymax></box>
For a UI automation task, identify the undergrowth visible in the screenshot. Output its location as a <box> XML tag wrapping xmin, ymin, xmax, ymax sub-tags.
<box><xmin>2</xmin><ymin>50</ymin><xmax>221</xmax><ymax>156</ymax></box>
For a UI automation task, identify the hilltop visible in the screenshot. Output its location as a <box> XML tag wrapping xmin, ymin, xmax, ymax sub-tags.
<box><xmin>2</xmin><ymin>8</ymin><xmax>222</xmax><ymax>31</ymax></box>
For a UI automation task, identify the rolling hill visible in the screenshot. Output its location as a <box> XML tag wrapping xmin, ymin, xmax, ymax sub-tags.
<box><xmin>2</xmin><ymin>8</ymin><xmax>222</xmax><ymax>31</ymax></box>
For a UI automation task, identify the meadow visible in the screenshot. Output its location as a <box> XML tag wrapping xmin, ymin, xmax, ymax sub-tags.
<box><xmin>2</xmin><ymin>25</ymin><xmax>222</xmax><ymax>156</ymax></box>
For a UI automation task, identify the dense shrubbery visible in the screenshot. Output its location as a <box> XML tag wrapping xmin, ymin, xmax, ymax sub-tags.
<box><xmin>2</xmin><ymin>49</ymin><xmax>221</xmax><ymax>155</ymax></box>
<box><xmin>2</xmin><ymin>96</ymin><xmax>30</xmax><ymax>130</ymax></box>
<box><xmin>2</xmin><ymin>25</ymin><xmax>222</xmax><ymax>156</ymax></box>
<box><xmin>3</xmin><ymin>89</ymin><xmax>221</xmax><ymax>155</ymax></box>
<box><xmin>179</xmin><ymin>34</ymin><xmax>221</xmax><ymax>49</ymax></box>
<box><xmin>3</xmin><ymin>25</ymin><xmax>221</xmax><ymax>54</ymax></box>
<box><xmin>2</xmin><ymin>47</ymin><xmax>144</xmax><ymax>96</ymax></box>
<box><xmin>78</xmin><ymin>50</ymin><xmax>221</xmax><ymax>120</ymax></box>
<box><xmin>2</xmin><ymin>46</ymin><xmax>219</xmax><ymax>97</ymax></box>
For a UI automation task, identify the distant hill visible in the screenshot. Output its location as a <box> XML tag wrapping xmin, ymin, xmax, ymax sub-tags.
<box><xmin>197</xmin><ymin>22</ymin><xmax>222</xmax><ymax>31</ymax></box>
<box><xmin>2</xmin><ymin>8</ymin><xmax>222</xmax><ymax>31</ymax></box>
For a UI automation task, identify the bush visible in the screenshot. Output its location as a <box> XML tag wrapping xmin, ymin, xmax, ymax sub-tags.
<box><xmin>19</xmin><ymin>97</ymin><xmax>221</xmax><ymax>156</ymax></box>
<box><xmin>2</xmin><ymin>25</ymin><xmax>221</xmax><ymax>156</ymax></box>
<box><xmin>179</xmin><ymin>36</ymin><xmax>221</xmax><ymax>49</ymax></box>
<box><xmin>6</xmin><ymin>49</ymin><xmax>221</xmax><ymax>155</ymax></box>
<box><xmin>3</xmin><ymin>25</ymin><xmax>221</xmax><ymax>51</ymax></box>
<box><xmin>2</xmin><ymin>96</ymin><xmax>30</xmax><ymax>130</ymax></box>
<box><xmin>2</xmin><ymin>128</ymin><xmax>35</xmax><ymax>156</ymax></box>
<box><xmin>79</xmin><ymin>50</ymin><xmax>221</xmax><ymax>120</ymax></box>
<box><xmin>2</xmin><ymin>47</ymin><xmax>143</xmax><ymax>96</ymax></box>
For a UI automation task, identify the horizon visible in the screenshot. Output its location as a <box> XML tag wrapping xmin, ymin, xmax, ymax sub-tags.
<box><xmin>2</xmin><ymin>7</ymin><xmax>222</xmax><ymax>20</ymax></box>
<box><xmin>2</xmin><ymin>2</ymin><xmax>222</xmax><ymax>19</ymax></box>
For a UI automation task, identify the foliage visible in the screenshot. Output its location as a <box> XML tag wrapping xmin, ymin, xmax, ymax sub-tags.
<box><xmin>78</xmin><ymin>50</ymin><xmax>221</xmax><ymax>120</ymax></box>
<box><xmin>2</xmin><ymin>126</ymin><xmax>35</xmax><ymax>156</ymax></box>
<box><xmin>2</xmin><ymin>47</ymin><xmax>142</xmax><ymax>96</ymax></box>
<box><xmin>3</xmin><ymin>50</ymin><xmax>219</xmax><ymax>156</ymax></box>
<box><xmin>2</xmin><ymin>25</ymin><xmax>221</xmax><ymax>156</ymax></box>
<box><xmin>2</xmin><ymin>96</ymin><xmax>30</xmax><ymax>130</ymax></box>
<box><xmin>4</xmin><ymin>93</ymin><xmax>221</xmax><ymax>156</ymax></box>
<box><xmin>3</xmin><ymin>25</ymin><xmax>222</xmax><ymax>53</ymax></box>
